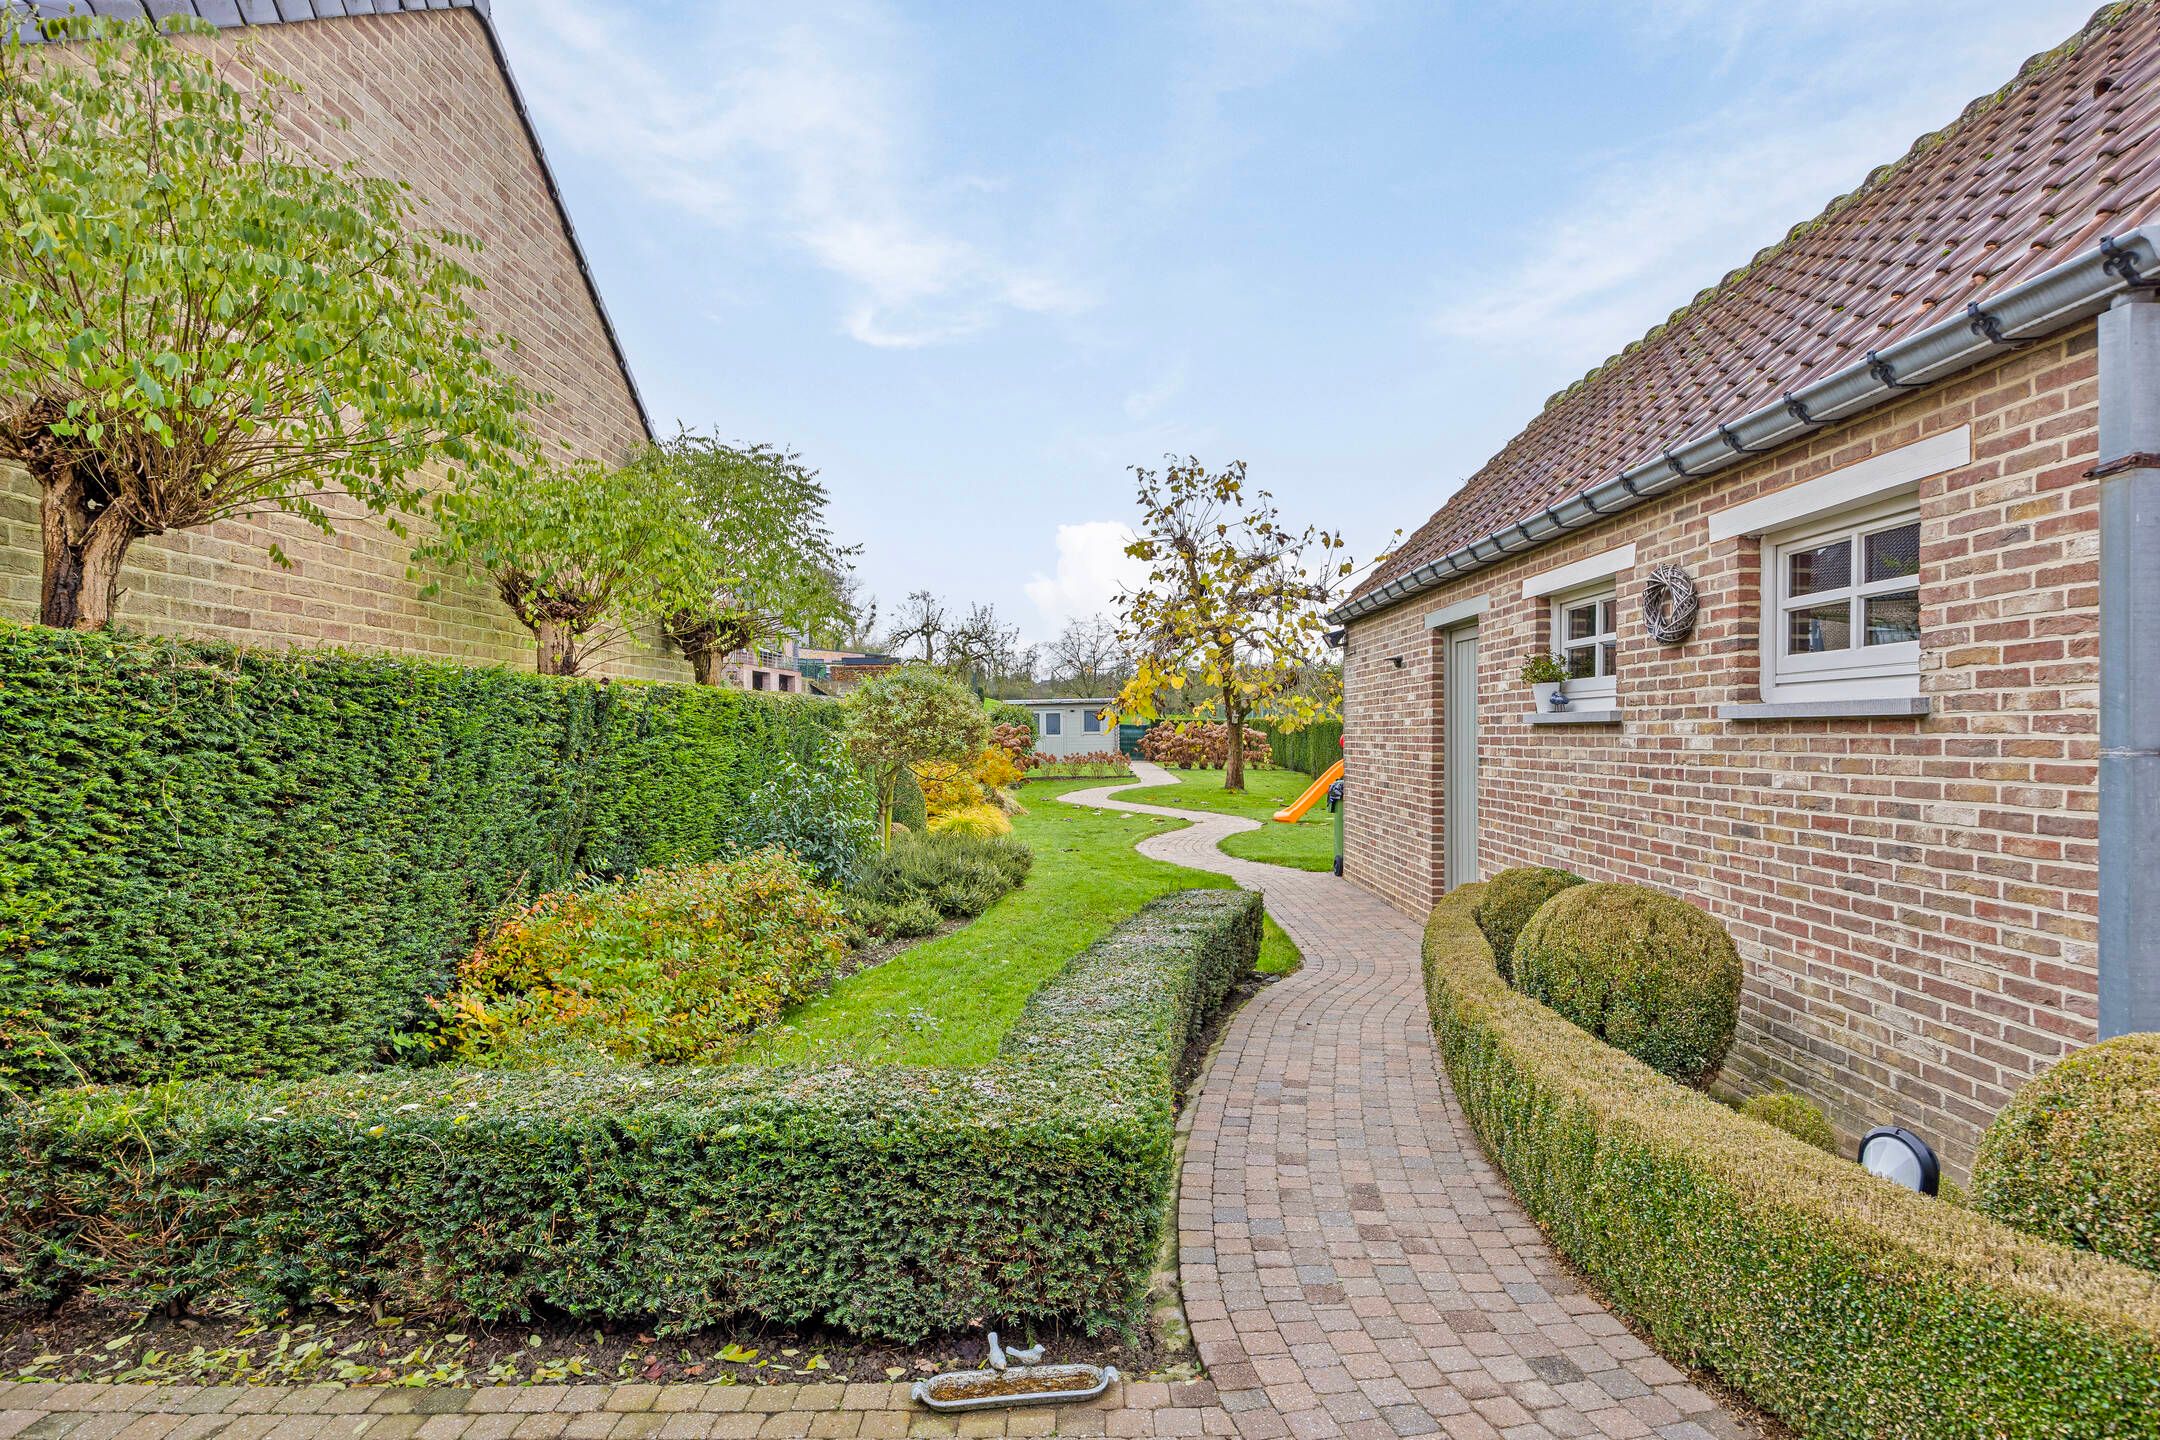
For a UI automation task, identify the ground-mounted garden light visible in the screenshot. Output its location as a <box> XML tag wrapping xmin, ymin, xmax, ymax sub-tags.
<box><xmin>1857</xmin><ymin>1125</ymin><xmax>1940</xmax><ymax>1196</ymax></box>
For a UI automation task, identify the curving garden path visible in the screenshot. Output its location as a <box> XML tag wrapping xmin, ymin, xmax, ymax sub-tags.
<box><xmin>1051</xmin><ymin>762</ymin><xmax>1754</xmax><ymax>1440</ymax></box>
<box><xmin>0</xmin><ymin>766</ymin><xmax>1755</xmax><ymax>1440</ymax></box>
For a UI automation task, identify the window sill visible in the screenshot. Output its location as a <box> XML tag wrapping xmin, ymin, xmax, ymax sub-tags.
<box><xmin>1720</xmin><ymin>697</ymin><xmax>1929</xmax><ymax>721</ymax></box>
<box><xmin>1524</xmin><ymin>708</ymin><xmax>1622</xmax><ymax>726</ymax></box>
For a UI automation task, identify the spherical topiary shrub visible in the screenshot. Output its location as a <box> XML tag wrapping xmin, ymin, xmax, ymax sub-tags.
<box><xmin>1512</xmin><ymin>882</ymin><xmax>1740</xmax><ymax>1088</ymax></box>
<box><xmin>1474</xmin><ymin>865</ymin><xmax>1585</xmax><ymax>981</ymax></box>
<box><xmin>1971</xmin><ymin>1033</ymin><xmax>2160</xmax><ymax>1274</ymax></box>
<box><xmin>1740</xmin><ymin>1090</ymin><xmax>1837</xmax><ymax>1153</ymax></box>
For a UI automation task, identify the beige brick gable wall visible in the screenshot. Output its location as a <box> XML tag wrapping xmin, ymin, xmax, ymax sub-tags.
<box><xmin>1343</xmin><ymin>330</ymin><xmax>2102</xmax><ymax>1175</ymax></box>
<box><xmin>0</xmin><ymin>8</ymin><xmax>690</xmax><ymax>681</ymax></box>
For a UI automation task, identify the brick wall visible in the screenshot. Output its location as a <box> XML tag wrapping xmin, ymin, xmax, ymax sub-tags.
<box><xmin>1345</xmin><ymin>328</ymin><xmax>2102</xmax><ymax>1173</ymax></box>
<box><xmin>0</xmin><ymin>10</ymin><xmax>689</xmax><ymax>681</ymax></box>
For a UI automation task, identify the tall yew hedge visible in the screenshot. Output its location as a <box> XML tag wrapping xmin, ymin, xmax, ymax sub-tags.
<box><xmin>0</xmin><ymin>625</ymin><xmax>846</xmax><ymax>1089</ymax></box>
<box><xmin>1260</xmin><ymin>718</ymin><xmax>1342</xmax><ymax>776</ymax></box>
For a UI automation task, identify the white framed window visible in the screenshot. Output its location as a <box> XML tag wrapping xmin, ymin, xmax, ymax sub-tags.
<box><xmin>1551</xmin><ymin>584</ymin><xmax>1618</xmax><ymax>704</ymax></box>
<box><xmin>1761</xmin><ymin>496</ymin><xmax>1922</xmax><ymax>701</ymax></box>
<box><xmin>1083</xmin><ymin>710</ymin><xmax>1103</xmax><ymax>734</ymax></box>
<box><xmin>1043</xmin><ymin>711</ymin><xmax>1063</xmax><ymax>737</ymax></box>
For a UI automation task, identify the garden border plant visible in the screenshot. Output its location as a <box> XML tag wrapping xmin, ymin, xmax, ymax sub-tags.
<box><xmin>1422</xmin><ymin>882</ymin><xmax>2160</xmax><ymax>1439</ymax></box>
<box><xmin>1</xmin><ymin>890</ymin><xmax>1262</xmax><ymax>1344</ymax></box>
<box><xmin>0</xmin><ymin>624</ymin><xmax>862</xmax><ymax>1090</ymax></box>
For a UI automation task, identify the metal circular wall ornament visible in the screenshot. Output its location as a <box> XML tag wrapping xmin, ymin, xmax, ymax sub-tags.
<box><xmin>1640</xmin><ymin>563</ymin><xmax>1700</xmax><ymax>644</ymax></box>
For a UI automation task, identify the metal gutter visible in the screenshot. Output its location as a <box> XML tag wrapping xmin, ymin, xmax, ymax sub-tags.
<box><xmin>14</xmin><ymin>0</ymin><xmax>658</xmax><ymax>441</ymax></box>
<box><xmin>1333</xmin><ymin>226</ymin><xmax>2160</xmax><ymax>626</ymax></box>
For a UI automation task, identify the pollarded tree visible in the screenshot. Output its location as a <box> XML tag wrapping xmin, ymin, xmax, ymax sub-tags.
<box><xmin>1047</xmin><ymin>613</ymin><xmax>1133</xmax><ymax>693</ymax></box>
<box><xmin>883</xmin><ymin>590</ymin><xmax>948</xmax><ymax>664</ymax></box>
<box><xmin>0</xmin><ymin>14</ymin><xmax>535</xmax><ymax>630</ymax></box>
<box><xmin>1112</xmin><ymin>457</ymin><xmax>1374</xmax><ymax>792</ymax></box>
<box><xmin>636</xmin><ymin>430</ymin><xmax>856</xmax><ymax>684</ymax></box>
<box><xmin>420</xmin><ymin>455</ymin><xmax>714</xmax><ymax>677</ymax></box>
<box><xmin>943</xmin><ymin>601</ymin><xmax>1028</xmax><ymax>694</ymax></box>
<box><xmin>842</xmin><ymin>665</ymin><xmax>992</xmax><ymax>847</ymax></box>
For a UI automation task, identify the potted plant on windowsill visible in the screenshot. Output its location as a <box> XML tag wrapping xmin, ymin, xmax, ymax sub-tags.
<box><xmin>1521</xmin><ymin>652</ymin><xmax>1568</xmax><ymax>712</ymax></box>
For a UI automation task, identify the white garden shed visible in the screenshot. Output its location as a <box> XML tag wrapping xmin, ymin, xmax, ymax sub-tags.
<box><xmin>1016</xmin><ymin>697</ymin><xmax>1118</xmax><ymax>759</ymax></box>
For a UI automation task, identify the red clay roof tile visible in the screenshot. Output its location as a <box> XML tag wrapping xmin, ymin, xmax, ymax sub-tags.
<box><xmin>1358</xmin><ymin>0</ymin><xmax>2160</xmax><ymax>605</ymax></box>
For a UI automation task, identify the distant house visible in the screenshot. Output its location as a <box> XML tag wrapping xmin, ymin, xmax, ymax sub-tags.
<box><xmin>1335</xmin><ymin>3</ymin><xmax>2160</xmax><ymax>1173</ymax></box>
<box><xmin>796</xmin><ymin>648</ymin><xmax>902</xmax><ymax>696</ymax></box>
<box><xmin>0</xmin><ymin>0</ymin><xmax>683</xmax><ymax>679</ymax></box>
<box><xmin>720</xmin><ymin>639</ymin><xmax>810</xmax><ymax>695</ymax></box>
<box><xmin>1016</xmin><ymin>697</ymin><xmax>1117</xmax><ymax>758</ymax></box>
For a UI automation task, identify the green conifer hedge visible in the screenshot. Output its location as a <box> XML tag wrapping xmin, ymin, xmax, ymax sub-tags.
<box><xmin>0</xmin><ymin>624</ymin><xmax>852</xmax><ymax>1089</ymax></box>
<box><xmin>0</xmin><ymin>889</ymin><xmax>1261</xmax><ymax>1341</ymax></box>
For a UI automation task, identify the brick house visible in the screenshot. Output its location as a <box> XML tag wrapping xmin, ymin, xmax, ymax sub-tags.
<box><xmin>0</xmin><ymin>0</ymin><xmax>693</xmax><ymax>681</ymax></box>
<box><xmin>1335</xmin><ymin>2</ymin><xmax>2160</xmax><ymax>1172</ymax></box>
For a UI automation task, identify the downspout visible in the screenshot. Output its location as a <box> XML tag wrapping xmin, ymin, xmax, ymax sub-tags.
<box><xmin>2097</xmin><ymin>291</ymin><xmax>2160</xmax><ymax>1038</ymax></box>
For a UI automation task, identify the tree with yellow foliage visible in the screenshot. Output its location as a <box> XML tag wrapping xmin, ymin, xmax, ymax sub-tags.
<box><xmin>1111</xmin><ymin>457</ymin><xmax>1382</xmax><ymax>791</ymax></box>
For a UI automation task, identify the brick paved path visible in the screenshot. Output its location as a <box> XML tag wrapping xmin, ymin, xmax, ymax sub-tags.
<box><xmin>1051</xmin><ymin>764</ymin><xmax>1751</xmax><ymax>1440</ymax></box>
<box><xmin>0</xmin><ymin>767</ymin><xmax>1749</xmax><ymax>1440</ymax></box>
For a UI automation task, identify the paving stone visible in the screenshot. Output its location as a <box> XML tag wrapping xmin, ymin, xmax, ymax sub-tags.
<box><xmin>1056</xmin><ymin>769</ymin><xmax>1748</xmax><ymax>1440</ymax></box>
<box><xmin>2</xmin><ymin>765</ymin><xmax>1755</xmax><ymax>1440</ymax></box>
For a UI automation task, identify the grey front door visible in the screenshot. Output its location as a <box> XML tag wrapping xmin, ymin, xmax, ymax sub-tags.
<box><xmin>1444</xmin><ymin>624</ymin><xmax>1479</xmax><ymax>891</ymax></box>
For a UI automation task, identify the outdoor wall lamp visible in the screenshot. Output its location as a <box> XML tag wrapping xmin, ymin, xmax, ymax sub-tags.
<box><xmin>1857</xmin><ymin>1125</ymin><xmax>1940</xmax><ymax>1196</ymax></box>
<box><xmin>1391</xmin><ymin>656</ymin><xmax>1404</xmax><ymax>668</ymax></box>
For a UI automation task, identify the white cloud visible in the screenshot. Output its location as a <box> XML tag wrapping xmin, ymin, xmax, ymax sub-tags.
<box><xmin>1024</xmin><ymin>521</ymin><xmax>1147</xmax><ymax>636</ymax></box>
<box><xmin>1433</xmin><ymin>3</ymin><xmax>2099</xmax><ymax>380</ymax></box>
<box><xmin>494</xmin><ymin>0</ymin><xmax>1088</xmax><ymax>348</ymax></box>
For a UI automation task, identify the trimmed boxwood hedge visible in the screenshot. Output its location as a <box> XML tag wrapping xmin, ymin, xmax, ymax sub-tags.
<box><xmin>0</xmin><ymin>888</ymin><xmax>1261</xmax><ymax>1341</ymax></box>
<box><xmin>1511</xmin><ymin>881</ymin><xmax>1740</xmax><ymax>1087</ymax></box>
<box><xmin>1422</xmin><ymin>884</ymin><xmax>2160</xmax><ymax>1439</ymax></box>
<box><xmin>0</xmin><ymin>624</ymin><xmax>853</xmax><ymax>1090</ymax></box>
<box><xmin>1472</xmin><ymin>865</ymin><xmax>1582</xmax><ymax>980</ymax></box>
<box><xmin>1973</xmin><ymin>1033</ymin><xmax>2160</xmax><ymax>1275</ymax></box>
<box><xmin>1738</xmin><ymin>1090</ymin><xmax>1838</xmax><ymax>1154</ymax></box>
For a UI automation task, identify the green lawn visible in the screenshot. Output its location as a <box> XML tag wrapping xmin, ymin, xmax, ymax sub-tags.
<box><xmin>734</xmin><ymin>780</ymin><xmax>1299</xmax><ymax>1069</ymax></box>
<box><xmin>1116</xmin><ymin>767</ymin><xmax>1337</xmax><ymax>873</ymax></box>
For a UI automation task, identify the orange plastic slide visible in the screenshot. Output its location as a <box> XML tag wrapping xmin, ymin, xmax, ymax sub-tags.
<box><xmin>1272</xmin><ymin>759</ymin><xmax>1344</xmax><ymax>823</ymax></box>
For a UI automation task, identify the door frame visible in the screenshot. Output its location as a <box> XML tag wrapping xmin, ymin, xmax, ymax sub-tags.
<box><xmin>1442</xmin><ymin>622</ymin><xmax>1480</xmax><ymax>892</ymax></box>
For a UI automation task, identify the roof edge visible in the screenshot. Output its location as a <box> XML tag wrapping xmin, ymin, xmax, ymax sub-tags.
<box><xmin>459</xmin><ymin>2</ymin><xmax>657</xmax><ymax>444</ymax></box>
<box><xmin>1530</xmin><ymin>1</ymin><xmax>2152</xmax><ymax>421</ymax></box>
<box><xmin>11</xmin><ymin>0</ymin><xmax>656</xmax><ymax>443</ymax></box>
<box><xmin>1334</xmin><ymin>226</ymin><xmax>2160</xmax><ymax>626</ymax></box>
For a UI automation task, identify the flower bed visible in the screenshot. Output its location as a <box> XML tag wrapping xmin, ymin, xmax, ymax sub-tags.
<box><xmin>1</xmin><ymin>889</ymin><xmax>1262</xmax><ymax>1342</ymax></box>
<box><xmin>430</xmin><ymin>851</ymin><xmax>850</xmax><ymax>1067</ymax></box>
<box><xmin>1422</xmin><ymin>884</ymin><xmax>2160</xmax><ymax>1439</ymax></box>
<box><xmin>1026</xmin><ymin>752</ymin><xmax>1132</xmax><ymax>779</ymax></box>
<box><xmin>840</xmin><ymin>832</ymin><xmax>1032</xmax><ymax>944</ymax></box>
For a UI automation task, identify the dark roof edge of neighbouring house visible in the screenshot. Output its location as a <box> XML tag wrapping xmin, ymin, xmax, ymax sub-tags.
<box><xmin>1334</xmin><ymin>225</ymin><xmax>2160</xmax><ymax>626</ymax></box>
<box><xmin>1339</xmin><ymin>0</ymin><xmax>2160</xmax><ymax>625</ymax></box>
<box><xmin>11</xmin><ymin>0</ymin><xmax>657</xmax><ymax>443</ymax></box>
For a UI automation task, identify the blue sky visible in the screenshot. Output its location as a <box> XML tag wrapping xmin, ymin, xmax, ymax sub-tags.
<box><xmin>491</xmin><ymin>0</ymin><xmax>2097</xmax><ymax>648</ymax></box>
